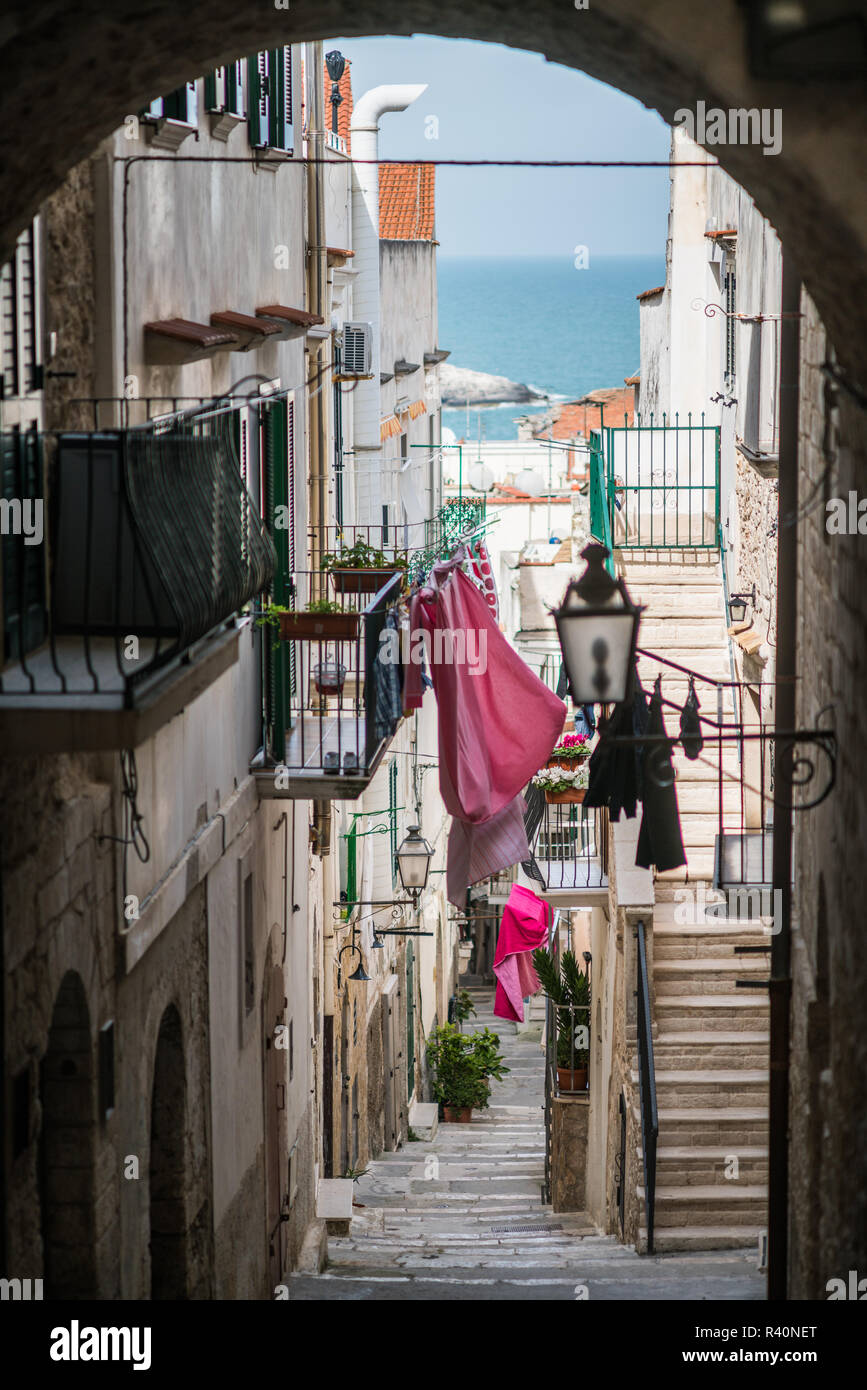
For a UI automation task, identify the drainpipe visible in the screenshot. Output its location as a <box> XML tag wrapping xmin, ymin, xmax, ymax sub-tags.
<box><xmin>306</xmin><ymin>42</ymin><xmax>328</xmax><ymax>581</ymax></box>
<box><xmin>306</xmin><ymin>44</ymin><xmax>332</xmax><ymax>856</ymax></box>
<box><xmin>350</xmin><ymin>84</ymin><xmax>426</xmax><ymax>526</ymax></box>
<box><xmin>767</xmin><ymin>255</ymin><xmax>800</xmax><ymax>1301</ymax></box>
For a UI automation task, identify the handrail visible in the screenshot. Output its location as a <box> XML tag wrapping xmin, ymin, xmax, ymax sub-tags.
<box><xmin>635</xmin><ymin>918</ymin><xmax>658</xmax><ymax>1255</ymax></box>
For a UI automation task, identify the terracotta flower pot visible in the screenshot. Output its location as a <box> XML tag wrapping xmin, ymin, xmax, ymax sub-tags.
<box><xmin>328</xmin><ymin>567</ymin><xmax>403</xmax><ymax>595</ymax></box>
<box><xmin>545</xmin><ymin>787</ymin><xmax>586</xmax><ymax>804</ymax></box>
<box><xmin>442</xmin><ymin>1105</ymin><xmax>473</xmax><ymax>1123</ymax></box>
<box><xmin>557</xmin><ymin>1066</ymin><xmax>588</xmax><ymax>1093</ymax></box>
<box><xmin>278</xmin><ymin>610</ymin><xmax>359</xmax><ymax>641</ymax></box>
<box><xmin>546</xmin><ymin>752</ymin><xmax>590</xmax><ymax>771</ymax></box>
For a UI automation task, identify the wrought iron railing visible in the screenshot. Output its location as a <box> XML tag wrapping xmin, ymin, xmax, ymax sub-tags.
<box><xmin>527</xmin><ymin>797</ymin><xmax>609</xmax><ymax>894</ymax></box>
<box><xmin>260</xmin><ymin>569</ymin><xmax>404</xmax><ymax>777</ymax></box>
<box><xmin>0</xmin><ymin>414</ymin><xmax>275</xmax><ymax>699</ymax></box>
<box><xmin>590</xmin><ymin>418</ymin><xmax>720</xmax><ymax>551</ymax></box>
<box><xmin>635</xmin><ymin>918</ymin><xmax>658</xmax><ymax>1255</ymax></box>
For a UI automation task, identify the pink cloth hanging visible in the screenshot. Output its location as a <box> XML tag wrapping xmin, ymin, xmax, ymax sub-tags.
<box><xmin>467</xmin><ymin>539</ymin><xmax>498</xmax><ymax>621</ymax></box>
<box><xmin>403</xmin><ymin>554</ymin><xmax>565</xmax><ymax>903</ymax></box>
<box><xmin>493</xmin><ymin>883</ymin><xmax>552</xmax><ymax>1023</ymax></box>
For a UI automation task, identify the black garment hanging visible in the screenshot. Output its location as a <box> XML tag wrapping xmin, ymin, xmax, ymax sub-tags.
<box><xmin>584</xmin><ymin>671</ymin><xmax>650</xmax><ymax>821</ymax></box>
<box><xmin>520</xmin><ymin>780</ymin><xmax>547</xmax><ymax>887</ymax></box>
<box><xmin>679</xmin><ymin>676</ymin><xmax>703</xmax><ymax>760</ymax></box>
<box><xmin>635</xmin><ymin>675</ymin><xmax>687</xmax><ymax>872</ymax></box>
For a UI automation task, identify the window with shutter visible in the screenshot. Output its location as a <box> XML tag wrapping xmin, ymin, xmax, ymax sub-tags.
<box><xmin>269</xmin><ymin>46</ymin><xmax>294</xmax><ymax>152</ymax></box>
<box><xmin>1</xmin><ymin>224</ymin><xmax>42</xmax><ymax>403</ymax></box>
<box><xmin>248</xmin><ymin>52</ymin><xmax>271</xmax><ymax>149</ymax></box>
<box><xmin>724</xmin><ymin>260</ymin><xmax>737</xmax><ymax>388</ymax></box>
<box><xmin>260</xmin><ymin>397</ymin><xmax>296</xmax><ymax>756</ymax></box>
<box><xmin>205</xmin><ymin>62</ymin><xmax>246</xmax><ymax>138</ymax></box>
<box><xmin>143</xmin><ymin>82</ymin><xmax>198</xmax><ymax>149</ymax></box>
<box><xmin>1</xmin><ymin>426</ymin><xmax>47</xmax><ymax>663</ymax></box>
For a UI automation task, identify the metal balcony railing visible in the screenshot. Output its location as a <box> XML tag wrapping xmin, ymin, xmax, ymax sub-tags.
<box><xmin>0</xmin><ymin>413</ymin><xmax>275</xmax><ymax>703</ymax></box>
<box><xmin>256</xmin><ymin>568</ymin><xmax>404</xmax><ymax>795</ymax></box>
<box><xmin>590</xmin><ymin>417</ymin><xmax>721</xmax><ymax>551</ymax></box>
<box><xmin>525</xmin><ymin>786</ymin><xmax>609</xmax><ymax>897</ymax></box>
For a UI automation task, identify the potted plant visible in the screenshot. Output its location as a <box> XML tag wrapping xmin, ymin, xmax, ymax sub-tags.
<box><xmin>427</xmin><ymin>1023</ymin><xmax>489</xmax><ymax>1122</ymax></box>
<box><xmin>546</xmin><ymin>732</ymin><xmax>591</xmax><ymax>769</ymax></box>
<box><xmin>471</xmin><ymin>1027</ymin><xmax>510</xmax><ymax>1096</ymax></box>
<box><xmin>450</xmin><ymin>988</ymin><xmax>477</xmax><ymax>1028</ymax></box>
<box><xmin>257</xmin><ymin>599</ymin><xmax>359</xmax><ymax>642</ymax></box>
<box><xmin>532</xmin><ymin>947</ymin><xmax>590</xmax><ymax>1093</ymax></box>
<box><xmin>321</xmin><ymin>538</ymin><xmax>407</xmax><ymax>595</ymax></box>
<box><xmin>533</xmin><ymin>762</ymin><xmax>590</xmax><ymax>805</ymax></box>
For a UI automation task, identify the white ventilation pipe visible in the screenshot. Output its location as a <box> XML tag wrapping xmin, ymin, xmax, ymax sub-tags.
<box><xmin>350</xmin><ymin>84</ymin><xmax>427</xmax><ymax>526</ymax></box>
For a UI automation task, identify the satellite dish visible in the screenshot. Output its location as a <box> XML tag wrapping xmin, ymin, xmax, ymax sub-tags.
<box><xmin>468</xmin><ymin>462</ymin><xmax>495</xmax><ymax>493</ymax></box>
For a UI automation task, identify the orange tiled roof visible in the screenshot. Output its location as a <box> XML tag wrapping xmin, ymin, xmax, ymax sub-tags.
<box><xmin>637</xmin><ymin>285</ymin><xmax>665</xmax><ymax>301</ymax></box>
<box><xmin>379</xmin><ymin>163</ymin><xmax>436</xmax><ymax>240</ymax></box>
<box><xmin>531</xmin><ymin>387</ymin><xmax>634</xmax><ymax>442</ymax></box>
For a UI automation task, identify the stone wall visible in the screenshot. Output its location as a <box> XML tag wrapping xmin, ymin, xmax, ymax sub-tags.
<box><xmin>788</xmin><ymin>291</ymin><xmax>867</xmax><ymax>1298</ymax></box>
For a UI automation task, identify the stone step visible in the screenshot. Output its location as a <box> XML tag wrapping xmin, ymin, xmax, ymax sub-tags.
<box><xmin>650</xmin><ymin>1145</ymin><xmax>768</xmax><ymax>1186</ymax></box>
<box><xmin>637</xmin><ymin>1225</ymin><xmax>764</xmax><ymax>1254</ymax></box>
<box><xmin>639</xmin><ymin>1070</ymin><xmax>769</xmax><ymax>1108</ymax></box>
<box><xmin>653</xmin><ymin>994</ymin><xmax>769</xmax><ymax>1031</ymax></box>
<box><xmin>633</xmin><ymin>1036</ymin><xmax>769</xmax><ymax>1069</ymax></box>
<box><xmin>637</xmin><ymin>1183</ymin><xmax>767</xmax><ymax>1225</ymax></box>
<box><xmin>641</xmin><ymin>1105</ymin><xmax>769</xmax><ymax>1146</ymax></box>
<box><xmin>654</xmin><ymin>958</ymin><xmax>769</xmax><ymax>996</ymax></box>
<box><xmin>653</xmin><ymin>935</ymin><xmax>772</xmax><ymax>959</ymax></box>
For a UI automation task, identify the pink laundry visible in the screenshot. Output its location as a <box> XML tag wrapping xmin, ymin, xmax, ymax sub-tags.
<box><xmin>404</xmin><ymin>555</ymin><xmax>565</xmax><ymax>903</ymax></box>
<box><xmin>493</xmin><ymin>883</ymin><xmax>552</xmax><ymax>1023</ymax></box>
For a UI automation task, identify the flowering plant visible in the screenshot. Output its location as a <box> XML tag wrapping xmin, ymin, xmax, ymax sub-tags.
<box><xmin>533</xmin><ymin>763</ymin><xmax>589</xmax><ymax>793</ymax></box>
<box><xmin>550</xmin><ymin>733</ymin><xmax>590</xmax><ymax>759</ymax></box>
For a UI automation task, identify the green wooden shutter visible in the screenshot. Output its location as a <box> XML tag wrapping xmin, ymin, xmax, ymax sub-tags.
<box><xmin>389</xmin><ymin>759</ymin><xmax>399</xmax><ymax>882</ymax></box>
<box><xmin>262</xmin><ymin>399</ymin><xmax>293</xmax><ymax>759</ymax></box>
<box><xmin>228</xmin><ymin>59</ymin><xmax>246</xmax><ymax>117</ymax></box>
<box><xmin>248</xmin><ymin>53</ymin><xmax>270</xmax><ymax>148</ymax></box>
<box><xmin>406</xmin><ymin>940</ymin><xmax>415</xmax><ymax>1096</ymax></box>
<box><xmin>204</xmin><ymin>69</ymin><xmax>225</xmax><ymax>113</ymax></box>
<box><xmin>164</xmin><ymin>82</ymin><xmax>197</xmax><ymax>126</ymax></box>
<box><xmin>269</xmin><ymin>46</ymin><xmax>293</xmax><ymax>151</ymax></box>
<box><xmin>1</xmin><ymin>429</ymin><xmax>46</xmax><ymax>663</ymax></box>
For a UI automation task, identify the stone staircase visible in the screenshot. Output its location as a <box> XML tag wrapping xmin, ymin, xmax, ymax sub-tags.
<box><xmin>621</xmin><ymin>551</ymin><xmax>770</xmax><ymax>1254</ymax></box>
<box><xmin>288</xmin><ymin>986</ymin><xmax>765</xmax><ymax>1298</ymax></box>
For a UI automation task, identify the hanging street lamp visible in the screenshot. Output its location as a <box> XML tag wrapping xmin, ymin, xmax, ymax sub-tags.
<box><xmin>395</xmin><ymin>824</ymin><xmax>434</xmax><ymax>899</ymax></box>
<box><xmin>325</xmin><ymin>50</ymin><xmax>346</xmax><ymax>134</ymax></box>
<box><xmin>554</xmin><ymin>543</ymin><xmax>644</xmax><ymax>707</ymax></box>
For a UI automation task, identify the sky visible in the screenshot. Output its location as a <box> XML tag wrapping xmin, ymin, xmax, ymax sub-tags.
<box><xmin>331</xmin><ymin>35</ymin><xmax>671</xmax><ymax>259</ymax></box>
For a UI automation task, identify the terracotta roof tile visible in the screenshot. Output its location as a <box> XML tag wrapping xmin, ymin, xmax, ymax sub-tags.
<box><xmin>637</xmin><ymin>285</ymin><xmax>665</xmax><ymax>301</ymax></box>
<box><xmin>379</xmin><ymin>163</ymin><xmax>436</xmax><ymax>240</ymax></box>
<box><xmin>531</xmin><ymin>387</ymin><xmax>634</xmax><ymax>442</ymax></box>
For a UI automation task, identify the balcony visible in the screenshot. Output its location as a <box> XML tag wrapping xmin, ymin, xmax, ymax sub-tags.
<box><xmin>527</xmin><ymin>793</ymin><xmax>609</xmax><ymax>905</ymax></box>
<box><xmin>251</xmin><ymin>569</ymin><xmax>404</xmax><ymax>800</ymax></box>
<box><xmin>0</xmin><ymin>412</ymin><xmax>275</xmax><ymax>751</ymax></box>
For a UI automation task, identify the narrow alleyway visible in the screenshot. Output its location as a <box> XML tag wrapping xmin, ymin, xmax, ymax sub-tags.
<box><xmin>290</xmin><ymin>988</ymin><xmax>765</xmax><ymax>1300</ymax></box>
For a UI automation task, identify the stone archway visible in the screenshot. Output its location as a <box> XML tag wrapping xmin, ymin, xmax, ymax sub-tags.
<box><xmin>0</xmin><ymin>2</ymin><xmax>865</xmax><ymax>379</ymax></box>
<box><xmin>149</xmin><ymin>1003</ymin><xmax>188</xmax><ymax>1299</ymax></box>
<box><xmin>38</xmin><ymin>970</ymin><xmax>98</xmax><ymax>1298</ymax></box>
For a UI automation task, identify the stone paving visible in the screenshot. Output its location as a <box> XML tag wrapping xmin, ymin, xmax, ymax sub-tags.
<box><xmin>290</xmin><ymin>988</ymin><xmax>765</xmax><ymax>1300</ymax></box>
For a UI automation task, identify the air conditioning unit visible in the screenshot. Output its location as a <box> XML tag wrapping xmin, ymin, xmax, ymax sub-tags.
<box><xmin>340</xmin><ymin>322</ymin><xmax>373</xmax><ymax>377</ymax></box>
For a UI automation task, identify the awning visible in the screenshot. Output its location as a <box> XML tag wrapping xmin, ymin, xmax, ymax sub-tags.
<box><xmin>405</xmin><ymin>399</ymin><xmax>427</xmax><ymax>420</ymax></box>
<box><xmin>380</xmin><ymin>415</ymin><xmax>403</xmax><ymax>441</ymax></box>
